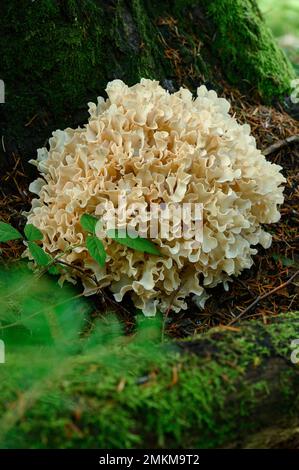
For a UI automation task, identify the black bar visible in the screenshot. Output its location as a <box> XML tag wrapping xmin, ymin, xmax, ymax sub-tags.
<box><xmin>0</xmin><ymin>449</ymin><xmax>297</xmax><ymax>467</ymax></box>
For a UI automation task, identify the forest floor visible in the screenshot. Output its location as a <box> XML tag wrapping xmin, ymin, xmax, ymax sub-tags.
<box><xmin>0</xmin><ymin>84</ymin><xmax>298</xmax><ymax>338</ymax></box>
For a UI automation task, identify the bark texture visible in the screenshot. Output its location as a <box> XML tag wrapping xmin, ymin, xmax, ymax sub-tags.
<box><xmin>0</xmin><ymin>0</ymin><xmax>294</xmax><ymax>159</ymax></box>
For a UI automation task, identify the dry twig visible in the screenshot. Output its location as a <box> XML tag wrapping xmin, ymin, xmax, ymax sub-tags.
<box><xmin>263</xmin><ymin>135</ymin><xmax>299</xmax><ymax>156</ymax></box>
<box><xmin>228</xmin><ymin>270</ymin><xmax>299</xmax><ymax>326</ymax></box>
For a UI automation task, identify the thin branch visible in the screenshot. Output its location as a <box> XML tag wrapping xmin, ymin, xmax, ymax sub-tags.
<box><xmin>56</xmin><ymin>259</ymin><xmax>133</xmax><ymax>317</ymax></box>
<box><xmin>56</xmin><ymin>259</ymin><xmax>97</xmax><ymax>283</ymax></box>
<box><xmin>161</xmin><ymin>283</ymin><xmax>182</xmax><ymax>342</ymax></box>
<box><xmin>228</xmin><ymin>270</ymin><xmax>299</xmax><ymax>326</ymax></box>
<box><xmin>263</xmin><ymin>135</ymin><xmax>299</xmax><ymax>156</ymax></box>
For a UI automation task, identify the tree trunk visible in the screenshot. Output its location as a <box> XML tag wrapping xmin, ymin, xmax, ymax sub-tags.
<box><xmin>0</xmin><ymin>312</ymin><xmax>298</xmax><ymax>448</ymax></box>
<box><xmin>0</xmin><ymin>0</ymin><xmax>294</xmax><ymax>159</ymax></box>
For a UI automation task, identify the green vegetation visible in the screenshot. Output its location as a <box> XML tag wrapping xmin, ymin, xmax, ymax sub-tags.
<box><xmin>259</xmin><ymin>0</ymin><xmax>299</xmax><ymax>37</ymax></box>
<box><xmin>0</xmin><ymin>221</ymin><xmax>55</xmax><ymax>270</ymax></box>
<box><xmin>0</xmin><ymin>0</ymin><xmax>295</xmax><ymax>157</ymax></box>
<box><xmin>198</xmin><ymin>0</ymin><xmax>295</xmax><ymax>101</ymax></box>
<box><xmin>0</xmin><ymin>218</ymin><xmax>161</xmax><ymax>276</ymax></box>
<box><xmin>0</xmin><ymin>0</ymin><xmax>166</xmax><ymax>155</ymax></box>
<box><xmin>258</xmin><ymin>0</ymin><xmax>299</xmax><ymax>74</ymax></box>
<box><xmin>0</xmin><ymin>263</ymin><xmax>298</xmax><ymax>448</ymax></box>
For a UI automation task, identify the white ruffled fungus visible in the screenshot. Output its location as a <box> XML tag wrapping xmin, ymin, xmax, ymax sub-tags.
<box><xmin>25</xmin><ymin>79</ymin><xmax>285</xmax><ymax>316</ymax></box>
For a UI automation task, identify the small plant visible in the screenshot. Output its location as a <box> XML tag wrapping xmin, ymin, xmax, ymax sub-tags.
<box><xmin>80</xmin><ymin>214</ymin><xmax>107</xmax><ymax>267</ymax></box>
<box><xmin>0</xmin><ymin>215</ymin><xmax>160</xmax><ymax>276</ymax></box>
<box><xmin>0</xmin><ymin>221</ymin><xmax>59</xmax><ymax>274</ymax></box>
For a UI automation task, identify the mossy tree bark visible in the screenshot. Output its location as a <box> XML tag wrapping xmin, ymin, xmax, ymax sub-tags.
<box><xmin>0</xmin><ymin>313</ymin><xmax>298</xmax><ymax>448</ymax></box>
<box><xmin>0</xmin><ymin>0</ymin><xmax>294</xmax><ymax>159</ymax></box>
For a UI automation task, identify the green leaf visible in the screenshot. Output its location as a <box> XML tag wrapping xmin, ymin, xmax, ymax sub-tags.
<box><xmin>80</xmin><ymin>214</ymin><xmax>99</xmax><ymax>234</ymax></box>
<box><xmin>48</xmin><ymin>265</ymin><xmax>61</xmax><ymax>275</ymax></box>
<box><xmin>24</xmin><ymin>224</ymin><xmax>43</xmax><ymax>241</ymax></box>
<box><xmin>106</xmin><ymin>229</ymin><xmax>160</xmax><ymax>255</ymax></box>
<box><xmin>0</xmin><ymin>221</ymin><xmax>23</xmax><ymax>242</ymax></box>
<box><xmin>272</xmin><ymin>254</ymin><xmax>295</xmax><ymax>267</ymax></box>
<box><xmin>27</xmin><ymin>241</ymin><xmax>52</xmax><ymax>267</ymax></box>
<box><xmin>86</xmin><ymin>235</ymin><xmax>106</xmax><ymax>267</ymax></box>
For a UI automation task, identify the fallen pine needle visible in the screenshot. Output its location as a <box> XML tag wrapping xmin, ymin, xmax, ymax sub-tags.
<box><xmin>228</xmin><ymin>270</ymin><xmax>299</xmax><ymax>326</ymax></box>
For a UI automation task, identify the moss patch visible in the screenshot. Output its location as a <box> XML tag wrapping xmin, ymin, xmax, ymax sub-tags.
<box><xmin>199</xmin><ymin>0</ymin><xmax>295</xmax><ymax>101</ymax></box>
<box><xmin>0</xmin><ymin>0</ymin><xmax>295</xmax><ymax>158</ymax></box>
<box><xmin>0</xmin><ymin>312</ymin><xmax>298</xmax><ymax>448</ymax></box>
<box><xmin>0</xmin><ymin>0</ymin><xmax>169</xmax><ymax>157</ymax></box>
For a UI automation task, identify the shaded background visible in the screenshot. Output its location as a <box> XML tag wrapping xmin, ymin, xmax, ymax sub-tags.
<box><xmin>259</xmin><ymin>0</ymin><xmax>299</xmax><ymax>73</ymax></box>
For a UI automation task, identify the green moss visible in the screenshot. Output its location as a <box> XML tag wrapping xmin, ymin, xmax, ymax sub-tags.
<box><xmin>197</xmin><ymin>0</ymin><xmax>295</xmax><ymax>101</ymax></box>
<box><xmin>146</xmin><ymin>0</ymin><xmax>295</xmax><ymax>103</ymax></box>
<box><xmin>0</xmin><ymin>312</ymin><xmax>298</xmax><ymax>448</ymax></box>
<box><xmin>152</xmin><ymin>0</ymin><xmax>295</xmax><ymax>101</ymax></box>
<box><xmin>0</xmin><ymin>0</ymin><xmax>294</xmax><ymax>158</ymax></box>
<box><xmin>0</xmin><ymin>0</ymin><xmax>169</xmax><ymax>156</ymax></box>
